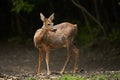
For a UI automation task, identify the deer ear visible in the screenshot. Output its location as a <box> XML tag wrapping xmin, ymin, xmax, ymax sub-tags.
<box><xmin>40</xmin><ymin>13</ymin><xmax>45</xmax><ymax>21</ymax></box>
<box><xmin>48</xmin><ymin>13</ymin><xmax>54</xmax><ymax>21</ymax></box>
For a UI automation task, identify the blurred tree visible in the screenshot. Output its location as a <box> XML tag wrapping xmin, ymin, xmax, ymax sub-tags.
<box><xmin>11</xmin><ymin>0</ymin><xmax>34</xmax><ymax>36</ymax></box>
<box><xmin>72</xmin><ymin>0</ymin><xmax>106</xmax><ymax>37</ymax></box>
<box><xmin>11</xmin><ymin>0</ymin><xmax>34</xmax><ymax>13</ymax></box>
<box><xmin>0</xmin><ymin>0</ymin><xmax>119</xmax><ymax>44</ymax></box>
<box><xmin>94</xmin><ymin>0</ymin><xmax>100</xmax><ymax>23</ymax></box>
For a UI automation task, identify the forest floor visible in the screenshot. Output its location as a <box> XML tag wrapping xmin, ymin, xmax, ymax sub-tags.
<box><xmin>0</xmin><ymin>40</ymin><xmax>120</xmax><ymax>80</ymax></box>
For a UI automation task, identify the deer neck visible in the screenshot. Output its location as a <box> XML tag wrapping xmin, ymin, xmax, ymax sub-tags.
<box><xmin>40</xmin><ymin>26</ymin><xmax>48</xmax><ymax>41</ymax></box>
<box><xmin>34</xmin><ymin>26</ymin><xmax>48</xmax><ymax>48</ymax></box>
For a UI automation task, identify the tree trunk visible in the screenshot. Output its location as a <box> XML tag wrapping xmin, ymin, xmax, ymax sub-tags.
<box><xmin>15</xmin><ymin>14</ymin><xmax>23</xmax><ymax>36</ymax></box>
<box><xmin>72</xmin><ymin>0</ymin><xmax>106</xmax><ymax>36</ymax></box>
<box><xmin>100</xmin><ymin>0</ymin><xmax>111</xmax><ymax>33</ymax></box>
<box><xmin>82</xmin><ymin>11</ymin><xmax>93</xmax><ymax>38</ymax></box>
<box><xmin>94</xmin><ymin>0</ymin><xmax>100</xmax><ymax>22</ymax></box>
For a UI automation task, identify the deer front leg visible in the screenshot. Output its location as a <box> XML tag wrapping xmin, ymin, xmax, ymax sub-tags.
<box><xmin>37</xmin><ymin>48</ymin><xmax>44</xmax><ymax>75</ymax></box>
<box><xmin>45</xmin><ymin>48</ymin><xmax>51</xmax><ymax>75</ymax></box>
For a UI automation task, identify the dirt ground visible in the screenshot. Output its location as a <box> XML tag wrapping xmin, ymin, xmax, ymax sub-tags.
<box><xmin>0</xmin><ymin>40</ymin><xmax>120</xmax><ymax>79</ymax></box>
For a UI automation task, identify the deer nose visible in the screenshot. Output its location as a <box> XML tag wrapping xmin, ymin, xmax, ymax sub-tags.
<box><xmin>51</xmin><ymin>28</ymin><xmax>57</xmax><ymax>32</ymax></box>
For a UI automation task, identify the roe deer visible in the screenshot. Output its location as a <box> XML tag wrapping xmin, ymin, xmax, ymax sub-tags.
<box><xmin>34</xmin><ymin>13</ymin><xmax>79</xmax><ymax>75</ymax></box>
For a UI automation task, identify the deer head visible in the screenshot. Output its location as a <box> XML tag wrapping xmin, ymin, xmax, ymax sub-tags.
<box><xmin>40</xmin><ymin>13</ymin><xmax>56</xmax><ymax>32</ymax></box>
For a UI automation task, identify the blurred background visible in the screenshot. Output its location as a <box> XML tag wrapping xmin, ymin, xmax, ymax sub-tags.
<box><xmin>0</xmin><ymin>0</ymin><xmax>120</xmax><ymax>76</ymax></box>
<box><xmin>0</xmin><ymin>0</ymin><xmax>120</xmax><ymax>45</ymax></box>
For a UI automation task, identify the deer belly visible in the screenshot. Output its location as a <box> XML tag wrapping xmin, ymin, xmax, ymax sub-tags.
<box><xmin>46</xmin><ymin>36</ymin><xmax>66</xmax><ymax>49</ymax></box>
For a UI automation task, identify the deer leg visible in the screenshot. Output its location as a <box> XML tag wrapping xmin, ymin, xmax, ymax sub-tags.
<box><xmin>37</xmin><ymin>48</ymin><xmax>44</xmax><ymax>75</ymax></box>
<box><xmin>60</xmin><ymin>40</ymin><xmax>71</xmax><ymax>74</ymax></box>
<box><xmin>60</xmin><ymin>52</ymin><xmax>71</xmax><ymax>74</ymax></box>
<box><xmin>45</xmin><ymin>48</ymin><xmax>51</xmax><ymax>75</ymax></box>
<box><xmin>73</xmin><ymin>45</ymin><xmax>79</xmax><ymax>73</ymax></box>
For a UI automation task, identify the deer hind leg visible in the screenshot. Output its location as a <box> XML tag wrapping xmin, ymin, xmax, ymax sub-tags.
<box><xmin>60</xmin><ymin>40</ymin><xmax>72</xmax><ymax>74</ymax></box>
<box><xmin>37</xmin><ymin>48</ymin><xmax>44</xmax><ymax>75</ymax></box>
<box><xmin>73</xmin><ymin>45</ymin><xmax>79</xmax><ymax>73</ymax></box>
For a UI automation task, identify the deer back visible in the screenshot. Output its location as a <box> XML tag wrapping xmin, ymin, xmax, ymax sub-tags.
<box><xmin>43</xmin><ymin>22</ymin><xmax>77</xmax><ymax>49</ymax></box>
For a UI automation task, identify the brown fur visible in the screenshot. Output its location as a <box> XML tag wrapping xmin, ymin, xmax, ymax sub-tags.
<box><xmin>34</xmin><ymin>13</ymin><xmax>79</xmax><ymax>75</ymax></box>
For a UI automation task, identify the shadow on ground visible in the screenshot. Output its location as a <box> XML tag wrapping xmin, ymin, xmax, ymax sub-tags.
<box><xmin>0</xmin><ymin>41</ymin><xmax>120</xmax><ymax>77</ymax></box>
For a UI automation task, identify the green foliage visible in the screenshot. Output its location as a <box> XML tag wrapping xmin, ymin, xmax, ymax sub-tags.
<box><xmin>76</xmin><ymin>25</ymin><xmax>94</xmax><ymax>46</ymax></box>
<box><xmin>39</xmin><ymin>0</ymin><xmax>46</xmax><ymax>5</ymax></box>
<box><xmin>21</xmin><ymin>72</ymin><xmax>120</xmax><ymax>80</ymax></box>
<box><xmin>110</xmin><ymin>72</ymin><xmax>120</xmax><ymax>80</ymax></box>
<box><xmin>8</xmin><ymin>36</ymin><xmax>22</xmax><ymax>44</ymax></box>
<box><xmin>72</xmin><ymin>19</ymin><xmax>102</xmax><ymax>46</ymax></box>
<box><xmin>8</xmin><ymin>36</ymin><xmax>33</xmax><ymax>44</ymax></box>
<box><xmin>90</xmin><ymin>74</ymin><xmax>108</xmax><ymax>80</ymax></box>
<box><xmin>108</xmin><ymin>29</ymin><xmax>120</xmax><ymax>42</ymax></box>
<box><xmin>24</xmin><ymin>77</ymin><xmax>37</xmax><ymax>80</ymax></box>
<box><xmin>59</xmin><ymin>74</ymin><xmax>86</xmax><ymax>80</ymax></box>
<box><xmin>59</xmin><ymin>72</ymin><xmax>120</xmax><ymax>80</ymax></box>
<box><xmin>118</xmin><ymin>2</ymin><xmax>120</xmax><ymax>5</ymax></box>
<box><xmin>11</xmin><ymin>0</ymin><xmax>34</xmax><ymax>13</ymax></box>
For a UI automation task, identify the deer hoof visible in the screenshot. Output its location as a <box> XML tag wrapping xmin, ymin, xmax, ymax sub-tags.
<box><xmin>60</xmin><ymin>71</ymin><xmax>65</xmax><ymax>75</ymax></box>
<box><xmin>47</xmin><ymin>71</ymin><xmax>51</xmax><ymax>75</ymax></box>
